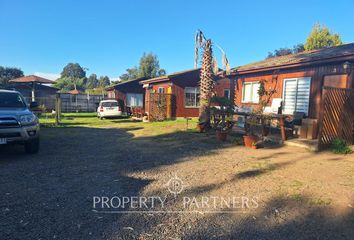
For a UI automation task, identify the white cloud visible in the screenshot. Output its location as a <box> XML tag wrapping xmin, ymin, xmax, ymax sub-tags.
<box><xmin>109</xmin><ymin>77</ymin><xmax>120</xmax><ymax>82</ymax></box>
<box><xmin>33</xmin><ymin>72</ymin><xmax>60</xmax><ymax>81</ymax></box>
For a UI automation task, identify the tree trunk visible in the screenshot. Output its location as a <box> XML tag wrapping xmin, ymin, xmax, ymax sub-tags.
<box><xmin>199</xmin><ymin>39</ymin><xmax>214</xmax><ymax>126</ymax></box>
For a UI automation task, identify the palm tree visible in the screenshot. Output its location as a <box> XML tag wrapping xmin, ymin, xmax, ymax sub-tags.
<box><xmin>195</xmin><ymin>30</ymin><xmax>230</xmax><ymax>127</ymax></box>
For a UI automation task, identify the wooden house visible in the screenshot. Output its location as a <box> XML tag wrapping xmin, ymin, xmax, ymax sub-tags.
<box><xmin>105</xmin><ymin>77</ymin><xmax>146</xmax><ymax>112</ymax></box>
<box><xmin>140</xmin><ymin>69</ymin><xmax>231</xmax><ymax>118</ymax></box>
<box><xmin>228</xmin><ymin>43</ymin><xmax>354</xmax><ymax>120</ymax></box>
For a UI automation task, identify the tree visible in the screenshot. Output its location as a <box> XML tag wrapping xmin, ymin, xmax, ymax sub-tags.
<box><xmin>293</xmin><ymin>44</ymin><xmax>305</xmax><ymax>54</ymax></box>
<box><xmin>53</xmin><ymin>77</ymin><xmax>86</xmax><ymax>92</ymax></box>
<box><xmin>54</xmin><ymin>63</ymin><xmax>87</xmax><ymax>91</ymax></box>
<box><xmin>118</xmin><ymin>53</ymin><xmax>166</xmax><ymax>81</ymax></box>
<box><xmin>267</xmin><ymin>44</ymin><xmax>305</xmax><ymax>58</ymax></box>
<box><xmin>86</xmin><ymin>74</ymin><xmax>98</xmax><ymax>89</ymax></box>
<box><xmin>138</xmin><ymin>52</ymin><xmax>165</xmax><ymax>79</ymax></box>
<box><xmin>98</xmin><ymin>76</ymin><xmax>110</xmax><ymax>88</ymax></box>
<box><xmin>61</xmin><ymin>63</ymin><xmax>86</xmax><ymax>78</ymax></box>
<box><xmin>0</xmin><ymin>66</ymin><xmax>24</xmax><ymax>86</ymax></box>
<box><xmin>119</xmin><ymin>67</ymin><xmax>139</xmax><ymax>81</ymax></box>
<box><xmin>194</xmin><ymin>30</ymin><xmax>230</xmax><ymax>126</ymax></box>
<box><xmin>304</xmin><ymin>24</ymin><xmax>343</xmax><ymax>51</ymax></box>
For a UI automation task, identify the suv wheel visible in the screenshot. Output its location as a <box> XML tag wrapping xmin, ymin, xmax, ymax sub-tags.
<box><xmin>25</xmin><ymin>138</ymin><xmax>40</xmax><ymax>154</ymax></box>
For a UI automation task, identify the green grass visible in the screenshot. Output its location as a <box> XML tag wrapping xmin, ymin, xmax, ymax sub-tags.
<box><xmin>39</xmin><ymin>113</ymin><xmax>199</xmax><ymax>134</ymax></box>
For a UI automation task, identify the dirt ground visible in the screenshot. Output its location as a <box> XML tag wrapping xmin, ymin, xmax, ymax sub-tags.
<box><xmin>0</xmin><ymin>116</ymin><xmax>353</xmax><ymax>239</ymax></box>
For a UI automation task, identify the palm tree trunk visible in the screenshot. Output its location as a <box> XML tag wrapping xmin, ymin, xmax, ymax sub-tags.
<box><xmin>199</xmin><ymin>39</ymin><xmax>214</xmax><ymax>126</ymax></box>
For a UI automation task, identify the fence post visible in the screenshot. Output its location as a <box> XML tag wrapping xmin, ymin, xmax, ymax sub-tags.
<box><xmin>55</xmin><ymin>93</ymin><xmax>61</xmax><ymax>125</ymax></box>
<box><xmin>166</xmin><ymin>94</ymin><xmax>171</xmax><ymax>119</ymax></box>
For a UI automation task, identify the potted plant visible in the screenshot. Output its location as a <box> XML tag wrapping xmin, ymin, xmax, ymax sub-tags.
<box><xmin>251</xmin><ymin>141</ymin><xmax>258</xmax><ymax>149</ymax></box>
<box><xmin>210</xmin><ymin>96</ymin><xmax>234</xmax><ymax>141</ymax></box>
<box><xmin>216</xmin><ymin>122</ymin><xmax>229</xmax><ymax>141</ymax></box>
<box><xmin>197</xmin><ymin>122</ymin><xmax>206</xmax><ymax>133</ymax></box>
<box><xmin>243</xmin><ymin>79</ymin><xmax>277</xmax><ymax>148</ymax></box>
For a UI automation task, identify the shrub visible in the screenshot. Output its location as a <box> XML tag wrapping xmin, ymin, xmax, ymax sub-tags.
<box><xmin>330</xmin><ymin>138</ymin><xmax>353</xmax><ymax>154</ymax></box>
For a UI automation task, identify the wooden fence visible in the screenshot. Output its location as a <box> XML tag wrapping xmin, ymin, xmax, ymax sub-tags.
<box><xmin>148</xmin><ymin>93</ymin><xmax>175</xmax><ymax>121</ymax></box>
<box><xmin>318</xmin><ymin>87</ymin><xmax>354</xmax><ymax>150</ymax></box>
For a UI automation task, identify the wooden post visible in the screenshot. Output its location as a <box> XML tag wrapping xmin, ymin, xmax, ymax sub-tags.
<box><xmin>55</xmin><ymin>93</ymin><xmax>61</xmax><ymax>125</ymax></box>
<box><xmin>279</xmin><ymin>117</ymin><xmax>286</xmax><ymax>142</ymax></box>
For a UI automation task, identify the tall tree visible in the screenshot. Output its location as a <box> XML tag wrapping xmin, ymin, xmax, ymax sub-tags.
<box><xmin>86</xmin><ymin>74</ymin><xmax>98</xmax><ymax>89</ymax></box>
<box><xmin>0</xmin><ymin>66</ymin><xmax>24</xmax><ymax>86</ymax></box>
<box><xmin>194</xmin><ymin>30</ymin><xmax>230</xmax><ymax>126</ymax></box>
<box><xmin>267</xmin><ymin>44</ymin><xmax>305</xmax><ymax>58</ymax></box>
<box><xmin>138</xmin><ymin>52</ymin><xmax>165</xmax><ymax>78</ymax></box>
<box><xmin>53</xmin><ymin>77</ymin><xmax>86</xmax><ymax>92</ymax></box>
<box><xmin>54</xmin><ymin>63</ymin><xmax>87</xmax><ymax>91</ymax></box>
<box><xmin>61</xmin><ymin>63</ymin><xmax>86</xmax><ymax>78</ymax></box>
<box><xmin>118</xmin><ymin>53</ymin><xmax>166</xmax><ymax>81</ymax></box>
<box><xmin>98</xmin><ymin>76</ymin><xmax>110</xmax><ymax>88</ymax></box>
<box><xmin>304</xmin><ymin>24</ymin><xmax>342</xmax><ymax>51</ymax></box>
<box><xmin>119</xmin><ymin>67</ymin><xmax>139</xmax><ymax>81</ymax></box>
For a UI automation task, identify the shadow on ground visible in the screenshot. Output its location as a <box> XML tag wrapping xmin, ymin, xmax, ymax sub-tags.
<box><xmin>0</xmin><ymin>125</ymin><xmax>228</xmax><ymax>239</ymax></box>
<box><xmin>0</xmin><ymin>124</ymin><xmax>352</xmax><ymax>239</ymax></box>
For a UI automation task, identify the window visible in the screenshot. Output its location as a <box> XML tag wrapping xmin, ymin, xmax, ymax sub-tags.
<box><xmin>0</xmin><ymin>92</ymin><xmax>26</xmax><ymax>108</ymax></box>
<box><xmin>185</xmin><ymin>87</ymin><xmax>200</xmax><ymax>107</ymax></box>
<box><xmin>283</xmin><ymin>77</ymin><xmax>311</xmax><ymax>115</ymax></box>
<box><xmin>242</xmin><ymin>82</ymin><xmax>260</xmax><ymax>103</ymax></box>
<box><xmin>158</xmin><ymin>87</ymin><xmax>165</xmax><ymax>94</ymax></box>
<box><xmin>224</xmin><ymin>89</ymin><xmax>230</xmax><ymax>99</ymax></box>
<box><xmin>126</xmin><ymin>93</ymin><xmax>143</xmax><ymax>107</ymax></box>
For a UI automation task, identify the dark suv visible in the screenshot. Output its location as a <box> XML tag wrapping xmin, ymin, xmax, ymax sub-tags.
<box><xmin>0</xmin><ymin>89</ymin><xmax>40</xmax><ymax>153</ymax></box>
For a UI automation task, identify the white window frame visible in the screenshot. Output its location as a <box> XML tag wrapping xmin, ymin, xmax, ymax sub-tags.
<box><xmin>242</xmin><ymin>81</ymin><xmax>260</xmax><ymax>103</ymax></box>
<box><xmin>282</xmin><ymin>77</ymin><xmax>311</xmax><ymax>116</ymax></box>
<box><xmin>126</xmin><ymin>93</ymin><xmax>143</xmax><ymax>107</ymax></box>
<box><xmin>184</xmin><ymin>87</ymin><xmax>200</xmax><ymax>108</ymax></box>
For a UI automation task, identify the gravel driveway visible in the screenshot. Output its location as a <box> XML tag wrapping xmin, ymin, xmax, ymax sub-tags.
<box><xmin>1</xmin><ymin>120</ymin><xmax>353</xmax><ymax>240</ymax></box>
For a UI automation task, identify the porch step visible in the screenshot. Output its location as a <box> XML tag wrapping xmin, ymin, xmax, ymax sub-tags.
<box><xmin>284</xmin><ymin>138</ymin><xmax>319</xmax><ymax>152</ymax></box>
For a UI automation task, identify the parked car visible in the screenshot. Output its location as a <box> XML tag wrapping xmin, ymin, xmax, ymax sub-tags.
<box><xmin>0</xmin><ymin>89</ymin><xmax>40</xmax><ymax>154</ymax></box>
<box><xmin>97</xmin><ymin>100</ymin><xmax>123</xmax><ymax>119</ymax></box>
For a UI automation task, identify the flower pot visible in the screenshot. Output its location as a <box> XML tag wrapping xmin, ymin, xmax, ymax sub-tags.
<box><xmin>251</xmin><ymin>145</ymin><xmax>258</xmax><ymax>149</ymax></box>
<box><xmin>216</xmin><ymin>131</ymin><xmax>228</xmax><ymax>141</ymax></box>
<box><xmin>243</xmin><ymin>135</ymin><xmax>257</xmax><ymax>148</ymax></box>
<box><xmin>197</xmin><ymin>123</ymin><xmax>205</xmax><ymax>133</ymax></box>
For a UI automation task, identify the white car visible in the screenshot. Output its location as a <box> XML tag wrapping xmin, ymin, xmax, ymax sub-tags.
<box><xmin>97</xmin><ymin>100</ymin><xmax>122</xmax><ymax>119</ymax></box>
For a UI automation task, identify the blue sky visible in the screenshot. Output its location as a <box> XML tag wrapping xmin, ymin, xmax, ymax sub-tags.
<box><xmin>1</xmin><ymin>0</ymin><xmax>353</xmax><ymax>80</ymax></box>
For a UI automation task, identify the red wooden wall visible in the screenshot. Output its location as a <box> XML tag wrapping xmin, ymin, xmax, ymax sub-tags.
<box><xmin>144</xmin><ymin>76</ymin><xmax>231</xmax><ymax>118</ymax></box>
<box><xmin>233</xmin><ymin>62</ymin><xmax>353</xmax><ymax>119</ymax></box>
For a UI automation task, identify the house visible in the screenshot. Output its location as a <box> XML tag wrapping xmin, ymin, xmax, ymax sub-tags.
<box><xmin>228</xmin><ymin>43</ymin><xmax>354</xmax><ymax>120</ymax></box>
<box><xmin>140</xmin><ymin>69</ymin><xmax>231</xmax><ymax>118</ymax></box>
<box><xmin>105</xmin><ymin>77</ymin><xmax>146</xmax><ymax>112</ymax></box>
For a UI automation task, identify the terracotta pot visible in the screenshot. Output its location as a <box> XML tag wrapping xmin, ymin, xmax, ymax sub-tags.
<box><xmin>196</xmin><ymin>123</ymin><xmax>205</xmax><ymax>133</ymax></box>
<box><xmin>251</xmin><ymin>145</ymin><xmax>258</xmax><ymax>149</ymax></box>
<box><xmin>243</xmin><ymin>135</ymin><xmax>257</xmax><ymax>148</ymax></box>
<box><xmin>216</xmin><ymin>130</ymin><xmax>228</xmax><ymax>141</ymax></box>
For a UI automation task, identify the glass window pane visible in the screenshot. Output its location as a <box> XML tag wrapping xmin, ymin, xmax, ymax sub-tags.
<box><xmin>252</xmin><ymin>83</ymin><xmax>260</xmax><ymax>103</ymax></box>
<box><xmin>243</xmin><ymin>83</ymin><xmax>252</xmax><ymax>102</ymax></box>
